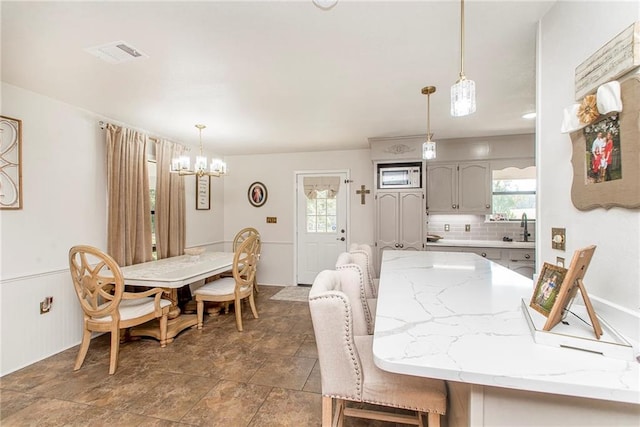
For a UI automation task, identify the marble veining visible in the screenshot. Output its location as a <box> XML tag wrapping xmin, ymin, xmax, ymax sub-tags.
<box><xmin>120</xmin><ymin>252</ymin><xmax>234</xmax><ymax>287</ymax></box>
<box><xmin>372</xmin><ymin>251</ymin><xmax>639</xmax><ymax>404</ymax></box>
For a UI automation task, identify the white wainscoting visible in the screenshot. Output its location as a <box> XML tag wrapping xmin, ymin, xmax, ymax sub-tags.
<box><xmin>1</xmin><ymin>269</ymin><xmax>83</xmax><ymax>376</ymax></box>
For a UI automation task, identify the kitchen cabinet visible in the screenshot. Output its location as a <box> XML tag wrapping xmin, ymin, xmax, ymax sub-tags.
<box><xmin>507</xmin><ymin>249</ymin><xmax>535</xmax><ymax>278</ymax></box>
<box><xmin>426</xmin><ymin>245</ymin><xmax>535</xmax><ymax>278</ymax></box>
<box><xmin>426</xmin><ymin>161</ymin><xmax>491</xmax><ymax>214</ymax></box>
<box><xmin>375</xmin><ymin>191</ymin><xmax>424</xmax><ymax>268</ymax></box>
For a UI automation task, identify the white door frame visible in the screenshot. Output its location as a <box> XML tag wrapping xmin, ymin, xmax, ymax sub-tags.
<box><xmin>293</xmin><ymin>169</ymin><xmax>351</xmax><ymax>286</ymax></box>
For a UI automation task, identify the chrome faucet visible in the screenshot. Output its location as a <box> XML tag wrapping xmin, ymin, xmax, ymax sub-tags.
<box><xmin>520</xmin><ymin>213</ymin><xmax>530</xmax><ymax>242</ymax></box>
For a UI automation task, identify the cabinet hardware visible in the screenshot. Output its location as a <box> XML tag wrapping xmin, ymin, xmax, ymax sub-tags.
<box><xmin>481</xmin><ymin>252</ymin><xmax>487</xmax><ymax>257</ymax></box>
<box><xmin>336</xmin><ymin>237</ymin><xmax>345</xmax><ymax>241</ymax></box>
<box><xmin>525</xmin><ymin>254</ymin><xmax>531</xmax><ymax>259</ymax></box>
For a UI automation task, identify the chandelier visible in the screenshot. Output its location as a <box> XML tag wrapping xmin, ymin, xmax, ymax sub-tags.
<box><xmin>451</xmin><ymin>0</ymin><xmax>476</xmax><ymax>117</ymax></box>
<box><xmin>170</xmin><ymin>124</ymin><xmax>227</xmax><ymax>177</ymax></box>
<box><xmin>422</xmin><ymin>86</ymin><xmax>437</xmax><ymax>160</ymax></box>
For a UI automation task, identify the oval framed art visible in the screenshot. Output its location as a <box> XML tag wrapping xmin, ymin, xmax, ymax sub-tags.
<box><xmin>248</xmin><ymin>181</ymin><xmax>267</xmax><ymax>207</ymax></box>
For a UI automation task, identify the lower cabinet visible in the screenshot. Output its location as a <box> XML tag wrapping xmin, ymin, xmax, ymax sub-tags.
<box><xmin>507</xmin><ymin>249</ymin><xmax>535</xmax><ymax>278</ymax></box>
<box><xmin>426</xmin><ymin>246</ymin><xmax>535</xmax><ymax>278</ymax></box>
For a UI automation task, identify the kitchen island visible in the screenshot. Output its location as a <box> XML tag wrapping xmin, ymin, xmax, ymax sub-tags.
<box><xmin>373</xmin><ymin>250</ymin><xmax>639</xmax><ymax>426</ymax></box>
<box><xmin>426</xmin><ymin>239</ymin><xmax>536</xmax><ymax>278</ymax></box>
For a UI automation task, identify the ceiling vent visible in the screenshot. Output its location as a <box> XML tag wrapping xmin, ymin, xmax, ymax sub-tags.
<box><xmin>84</xmin><ymin>41</ymin><xmax>149</xmax><ymax>64</ymax></box>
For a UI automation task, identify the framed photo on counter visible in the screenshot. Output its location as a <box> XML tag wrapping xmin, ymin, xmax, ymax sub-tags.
<box><xmin>530</xmin><ymin>263</ymin><xmax>568</xmax><ymax>317</ymax></box>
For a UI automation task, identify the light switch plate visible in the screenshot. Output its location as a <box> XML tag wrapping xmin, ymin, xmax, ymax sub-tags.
<box><xmin>552</xmin><ymin>227</ymin><xmax>566</xmax><ymax>251</ymax></box>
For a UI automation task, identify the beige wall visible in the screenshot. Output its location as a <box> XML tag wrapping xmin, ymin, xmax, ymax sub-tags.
<box><xmin>538</xmin><ymin>1</ymin><xmax>640</xmax><ymax>327</ymax></box>
<box><xmin>222</xmin><ymin>149</ymin><xmax>375</xmax><ymax>285</ymax></box>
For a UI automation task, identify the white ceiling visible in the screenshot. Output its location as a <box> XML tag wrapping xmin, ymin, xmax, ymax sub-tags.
<box><xmin>1</xmin><ymin>0</ymin><xmax>555</xmax><ymax>155</ymax></box>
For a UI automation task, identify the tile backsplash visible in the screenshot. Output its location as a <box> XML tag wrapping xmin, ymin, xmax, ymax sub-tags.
<box><xmin>427</xmin><ymin>214</ymin><xmax>535</xmax><ymax>242</ymax></box>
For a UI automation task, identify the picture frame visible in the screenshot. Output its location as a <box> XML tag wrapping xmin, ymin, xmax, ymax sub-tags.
<box><xmin>196</xmin><ymin>174</ymin><xmax>210</xmax><ymax>210</ymax></box>
<box><xmin>530</xmin><ymin>262</ymin><xmax>568</xmax><ymax>317</ymax></box>
<box><xmin>0</xmin><ymin>115</ymin><xmax>23</xmax><ymax>210</ymax></box>
<box><xmin>543</xmin><ymin>245</ymin><xmax>600</xmax><ymax>337</ymax></box>
<box><xmin>570</xmin><ymin>76</ymin><xmax>640</xmax><ymax>210</ymax></box>
<box><xmin>248</xmin><ymin>181</ymin><xmax>267</xmax><ymax>207</ymax></box>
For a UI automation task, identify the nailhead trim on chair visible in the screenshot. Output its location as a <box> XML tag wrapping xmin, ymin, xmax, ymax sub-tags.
<box><xmin>335</xmin><ymin>263</ymin><xmax>374</xmax><ymax>335</ymax></box>
<box><xmin>349</xmin><ymin>249</ymin><xmax>377</xmax><ymax>298</ymax></box>
<box><xmin>310</xmin><ymin>292</ymin><xmax>363</xmax><ymax>398</ymax></box>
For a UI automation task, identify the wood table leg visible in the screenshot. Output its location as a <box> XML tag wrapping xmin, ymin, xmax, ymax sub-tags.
<box><xmin>130</xmin><ymin>287</ymin><xmax>197</xmax><ymax>344</ymax></box>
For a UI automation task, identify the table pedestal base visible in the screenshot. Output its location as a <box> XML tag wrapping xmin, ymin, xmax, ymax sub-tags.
<box><xmin>130</xmin><ymin>314</ymin><xmax>198</xmax><ymax>346</ymax></box>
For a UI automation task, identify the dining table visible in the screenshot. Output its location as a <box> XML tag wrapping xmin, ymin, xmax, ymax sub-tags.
<box><xmin>120</xmin><ymin>251</ymin><xmax>234</xmax><ymax>344</ymax></box>
<box><xmin>372</xmin><ymin>250</ymin><xmax>639</xmax><ymax>426</ymax></box>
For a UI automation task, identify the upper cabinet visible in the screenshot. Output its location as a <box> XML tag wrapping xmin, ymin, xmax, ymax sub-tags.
<box><xmin>426</xmin><ymin>161</ymin><xmax>491</xmax><ymax>214</ymax></box>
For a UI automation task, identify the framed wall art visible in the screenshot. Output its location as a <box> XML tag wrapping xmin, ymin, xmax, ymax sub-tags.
<box><xmin>0</xmin><ymin>115</ymin><xmax>23</xmax><ymax>210</ymax></box>
<box><xmin>248</xmin><ymin>181</ymin><xmax>267</xmax><ymax>207</ymax></box>
<box><xmin>196</xmin><ymin>174</ymin><xmax>210</xmax><ymax>210</ymax></box>
<box><xmin>570</xmin><ymin>76</ymin><xmax>640</xmax><ymax>210</ymax></box>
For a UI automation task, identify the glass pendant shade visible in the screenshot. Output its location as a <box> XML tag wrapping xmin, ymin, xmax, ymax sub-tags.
<box><xmin>451</xmin><ymin>77</ymin><xmax>476</xmax><ymax>117</ymax></box>
<box><xmin>422</xmin><ymin>140</ymin><xmax>436</xmax><ymax>160</ymax></box>
<box><xmin>421</xmin><ymin>85</ymin><xmax>437</xmax><ymax>160</ymax></box>
<box><xmin>170</xmin><ymin>124</ymin><xmax>227</xmax><ymax>177</ymax></box>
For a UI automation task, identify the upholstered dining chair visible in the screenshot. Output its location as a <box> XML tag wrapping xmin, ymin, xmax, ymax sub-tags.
<box><xmin>195</xmin><ymin>234</ymin><xmax>260</xmax><ymax>331</ymax></box>
<box><xmin>68</xmin><ymin>245</ymin><xmax>171</xmax><ymax>375</ymax></box>
<box><xmin>349</xmin><ymin>242</ymin><xmax>379</xmax><ymax>295</ymax></box>
<box><xmin>309</xmin><ymin>269</ymin><xmax>447</xmax><ymax>427</ymax></box>
<box><xmin>335</xmin><ymin>252</ymin><xmax>377</xmax><ymax>335</ymax></box>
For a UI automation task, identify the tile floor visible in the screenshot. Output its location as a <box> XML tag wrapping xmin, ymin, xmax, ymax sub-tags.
<box><xmin>0</xmin><ymin>285</ymin><xmax>417</xmax><ymax>426</ymax></box>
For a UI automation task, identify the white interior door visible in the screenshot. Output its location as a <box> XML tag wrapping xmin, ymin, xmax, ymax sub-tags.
<box><xmin>296</xmin><ymin>172</ymin><xmax>348</xmax><ymax>285</ymax></box>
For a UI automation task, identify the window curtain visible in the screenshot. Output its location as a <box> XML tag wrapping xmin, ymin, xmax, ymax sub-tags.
<box><xmin>155</xmin><ymin>139</ymin><xmax>186</xmax><ymax>259</ymax></box>
<box><xmin>106</xmin><ymin>124</ymin><xmax>153</xmax><ymax>266</ymax></box>
<box><xmin>303</xmin><ymin>176</ymin><xmax>341</xmax><ymax>199</ymax></box>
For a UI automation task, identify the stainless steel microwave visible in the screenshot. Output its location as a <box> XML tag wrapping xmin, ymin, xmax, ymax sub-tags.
<box><xmin>378</xmin><ymin>165</ymin><xmax>422</xmax><ymax>189</ymax></box>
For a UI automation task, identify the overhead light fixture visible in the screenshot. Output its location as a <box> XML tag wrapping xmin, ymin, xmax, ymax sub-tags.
<box><xmin>312</xmin><ymin>0</ymin><xmax>338</xmax><ymax>11</ymax></box>
<box><xmin>451</xmin><ymin>0</ymin><xmax>476</xmax><ymax>117</ymax></box>
<box><xmin>422</xmin><ymin>86</ymin><xmax>437</xmax><ymax>160</ymax></box>
<box><xmin>171</xmin><ymin>124</ymin><xmax>227</xmax><ymax>177</ymax></box>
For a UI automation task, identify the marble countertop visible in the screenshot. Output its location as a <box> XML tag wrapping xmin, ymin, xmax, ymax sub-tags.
<box><xmin>372</xmin><ymin>250</ymin><xmax>639</xmax><ymax>404</ymax></box>
<box><xmin>427</xmin><ymin>238</ymin><xmax>535</xmax><ymax>249</ymax></box>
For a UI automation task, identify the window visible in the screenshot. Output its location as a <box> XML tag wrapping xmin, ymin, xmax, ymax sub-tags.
<box><xmin>491</xmin><ymin>166</ymin><xmax>536</xmax><ymax>221</ymax></box>
<box><xmin>306</xmin><ymin>189</ymin><xmax>337</xmax><ymax>233</ymax></box>
<box><xmin>148</xmin><ymin>160</ymin><xmax>157</xmax><ymax>259</ymax></box>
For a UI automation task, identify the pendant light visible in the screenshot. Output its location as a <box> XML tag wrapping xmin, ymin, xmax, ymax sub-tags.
<box><xmin>451</xmin><ymin>0</ymin><xmax>476</xmax><ymax>117</ymax></box>
<box><xmin>170</xmin><ymin>124</ymin><xmax>227</xmax><ymax>177</ymax></box>
<box><xmin>422</xmin><ymin>86</ymin><xmax>437</xmax><ymax>160</ymax></box>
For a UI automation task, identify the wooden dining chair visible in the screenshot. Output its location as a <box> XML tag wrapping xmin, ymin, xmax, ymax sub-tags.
<box><xmin>309</xmin><ymin>269</ymin><xmax>447</xmax><ymax>426</ymax></box>
<box><xmin>68</xmin><ymin>245</ymin><xmax>171</xmax><ymax>374</ymax></box>
<box><xmin>220</xmin><ymin>227</ymin><xmax>261</xmax><ymax>294</ymax></box>
<box><xmin>195</xmin><ymin>234</ymin><xmax>260</xmax><ymax>331</ymax></box>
